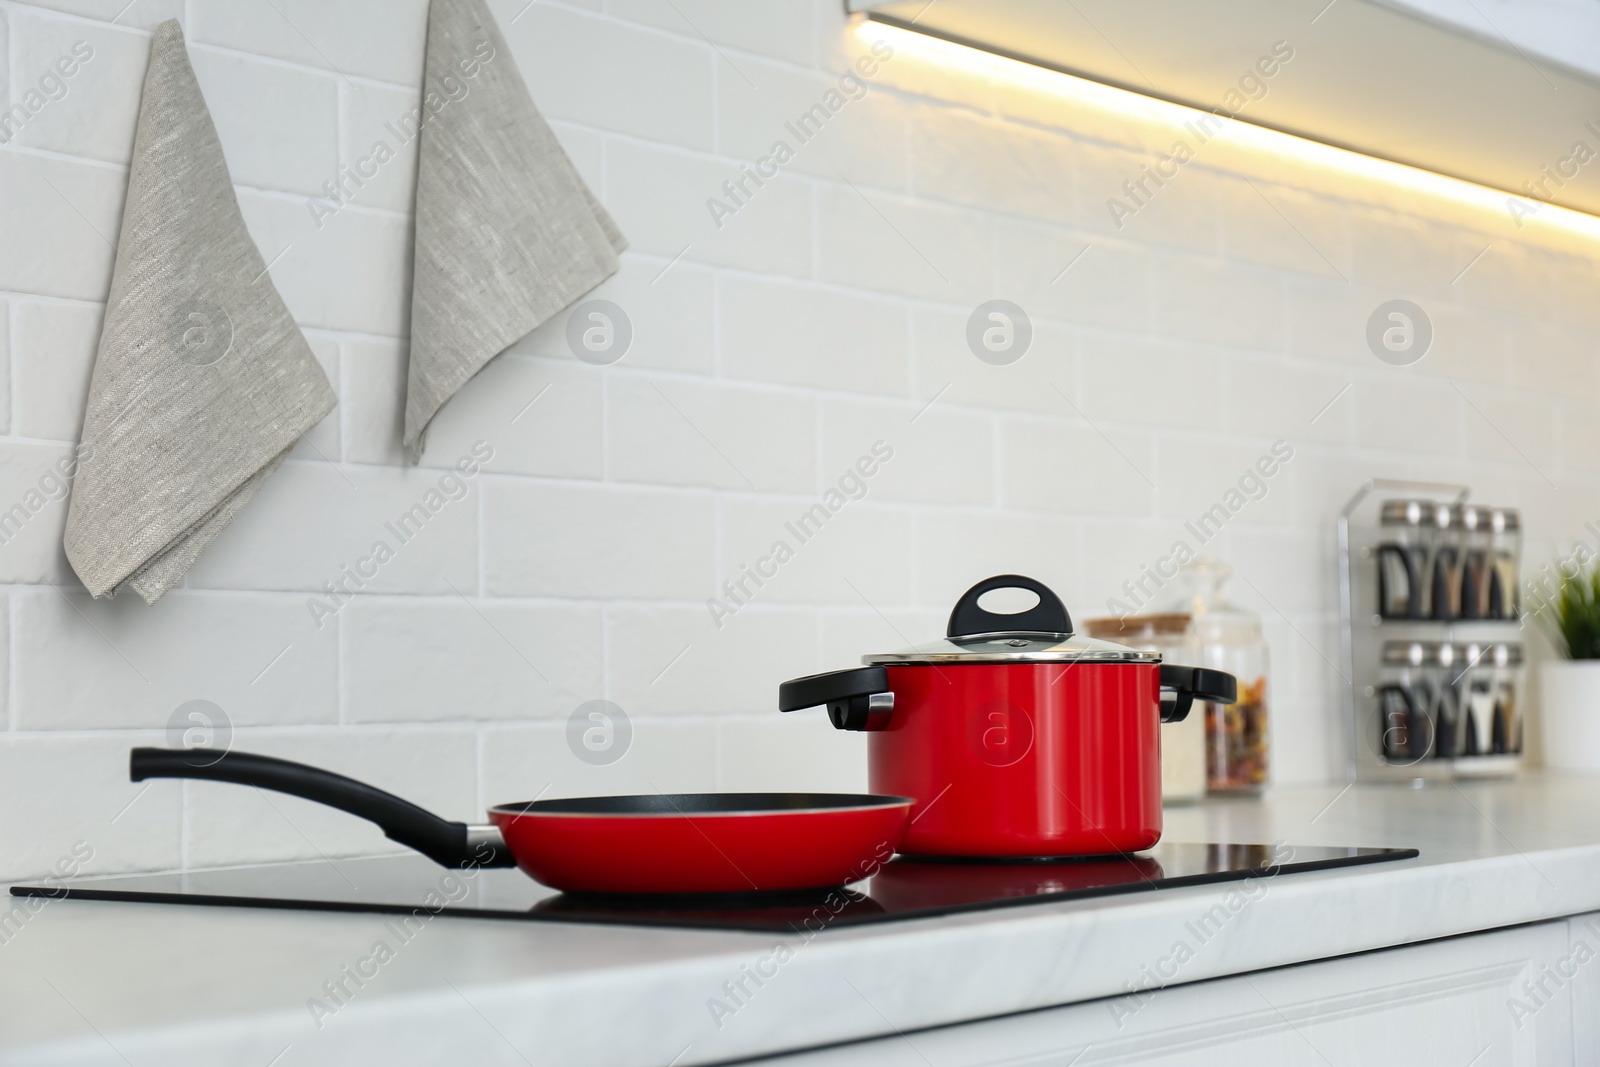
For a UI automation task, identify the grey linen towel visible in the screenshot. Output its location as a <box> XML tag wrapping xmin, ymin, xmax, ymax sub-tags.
<box><xmin>63</xmin><ymin>20</ymin><xmax>335</xmax><ymax>604</ymax></box>
<box><xmin>404</xmin><ymin>0</ymin><xmax>626</xmax><ymax>460</ymax></box>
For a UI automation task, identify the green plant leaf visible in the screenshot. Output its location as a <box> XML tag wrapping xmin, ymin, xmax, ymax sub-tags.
<box><xmin>1544</xmin><ymin>559</ymin><xmax>1600</xmax><ymax>660</ymax></box>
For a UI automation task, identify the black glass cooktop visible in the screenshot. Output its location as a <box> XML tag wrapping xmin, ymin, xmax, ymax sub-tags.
<box><xmin>10</xmin><ymin>842</ymin><xmax>1415</xmax><ymax>933</ymax></box>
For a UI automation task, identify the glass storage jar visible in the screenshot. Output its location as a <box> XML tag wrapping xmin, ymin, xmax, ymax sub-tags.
<box><xmin>1490</xmin><ymin>509</ymin><xmax>1521</xmax><ymax>620</ymax></box>
<box><xmin>1455</xmin><ymin>505</ymin><xmax>1494</xmax><ymax>621</ymax></box>
<box><xmin>1376</xmin><ymin>499</ymin><xmax>1432</xmax><ymax>619</ymax></box>
<box><xmin>1377</xmin><ymin>640</ymin><xmax>1433</xmax><ymax>764</ymax></box>
<box><xmin>1161</xmin><ymin>558</ymin><xmax>1270</xmax><ymax>794</ymax></box>
<box><xmin>1084</xmin><ymin>613</ymin><xmax>1206</xmax><ymax>804</ymax></box>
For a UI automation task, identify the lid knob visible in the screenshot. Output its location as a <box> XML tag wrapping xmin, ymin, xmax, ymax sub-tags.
<box><xmin>947</xmin><ymin>575</ymin><xmax>1072</xmax><ymax>638</ymax></box>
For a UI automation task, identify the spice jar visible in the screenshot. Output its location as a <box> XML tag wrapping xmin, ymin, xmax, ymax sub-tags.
<box><xmin>1376</xmin><ymin>499</ymin><xmax>1432</xmax><ymax>619</ymax></box>
<box><xmin>1161</xmin><ymin>558</ymin><xmax>1270</xmax><ymax>794</ymax></box>
<box><xmin>1454</xmin><ymin>505</ymin><xmax>1493</xmax><ymax>621</ymax></box>
<box><xmin>1377</xmin><ymin>641</ymin><xmax>1432</xmax><ymax>763</ymax></box>
<box><xmin>1489</xmin><ymin>509</ymin><xmax>1521</xmax><ymax>620</ymax></box>
<box><xmin>1084</xmin><ymin>613</ymin><xmax>1206</xmax><ymax>804</ymax></box>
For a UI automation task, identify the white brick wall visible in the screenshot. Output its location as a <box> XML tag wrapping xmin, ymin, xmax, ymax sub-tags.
<box><xmin>0</xmin><ymin>0</ymin><xmax>1595</xmax><ymax>882</ymax></box>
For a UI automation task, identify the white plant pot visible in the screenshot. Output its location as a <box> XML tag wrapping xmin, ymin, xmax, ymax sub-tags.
<box><xmin>1540</xmin><ymin>661</ymin><xmax>1600</xmax><ymax>771</ymax></box>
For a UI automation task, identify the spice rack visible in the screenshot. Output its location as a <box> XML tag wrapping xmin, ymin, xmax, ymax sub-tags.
<box><xmin>1339</xmin><ymin>480</ymin><xmax>1525</xmax><ymax>782</ymax></box>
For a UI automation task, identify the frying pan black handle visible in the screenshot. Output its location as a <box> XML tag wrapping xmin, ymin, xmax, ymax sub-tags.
<box><xmin>129</xmin><ymin>748</ymin><xmax>516</xmax><ymax>869</ymax></box>
<box><xmin>778</xmin><ymin>667</ymin><xmax>894</xmax><ymax>731</ymax></box>
<box><xmin>947</xmin><ymin>575</ymin><xmax>1072</xmax><ymax>638</ymax></box>
<box><xmin>1159</xmin><ymin>665</ymin><xmax>1236</xmax><ymax>723</ymax></box>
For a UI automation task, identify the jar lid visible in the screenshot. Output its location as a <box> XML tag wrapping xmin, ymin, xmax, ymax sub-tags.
<box><xmin>1456</xmin><ymin>642</ymin><xmax>1523</xmax><ymax>668</ymax></box>
<box><xmin>1491</xmin><ymin>643</ymin><xmax>1524</xmax><ymax>666</ymax></box>
<box><xmin>1381</xmin><ymin>641</ymin><xmax>1523</xmax><ymax>667</ymax></box>
<box><xmin>1379</xmin><ymin>500</ymin><xmax>1432</xmax><ymax>526</ymax></box>
<box><xmin>1083</xmin><ymin>613</ymin><xmax>1191</xmax><ymax>640</ymax></box>
<box><xmin>1381</xmin><ymin>641</ymin><xmax>1433</xmax><ymax>665</ymax></box>
<box><xmin>1448</xmin><ymin>503</ymin><xmax>1518</xmax><ymax>531</ymax></box>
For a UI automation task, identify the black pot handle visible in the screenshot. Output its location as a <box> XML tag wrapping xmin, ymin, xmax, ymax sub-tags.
<box><xmin>1159</xmin><ymin>665</ymin><xmax>1237</xmax><ymax>723</ymax></box>
<box><xmin>947</xmin><ymin>575</ymin><xmax>1072</xmax><ymax>638</ymax></box>
<box><xmin>777</xmin><ymin>666</ymin><xmax>894</xmax><ymax>731</ymax></box>
<box><xmin>130</xmin><ymin>748</ymin><xmax>516</xmax><ymax>869</ymax></box>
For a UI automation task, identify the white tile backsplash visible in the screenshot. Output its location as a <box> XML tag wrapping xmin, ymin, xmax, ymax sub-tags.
<box><xmin>12</xmin><ymin>588</ymin><xmax>338</xmax><ymax>730</ymax></box>
<box><xmin>183</xmin><ymin>460</ymin><xmax>479</xmax><ymax>594</ymax></box>
<box><xmin>910</xmin><ymin>105</ymin><xmax>1078</xmax><ymax>227</ymax></box>
<box><xmin>1000</xmin><ymin>417</ymin><xmax>1156</xmax><ymax>516</ymax></box>
<box><xmin>820</xmin><ymin>397</ymin><xmax>995</xmax><ymax>506</ymax></box>
<box><xmin>483</xmin><ymin>480</ymin><xmax>714</xmax><ymax>599</ymax></box>
<box><xmin>0</xmin><ymin>151</ymin><xmax>124</xmax><ymax>301</ymax></box>
<box><xmin>0</xmin><ymin>441</ymin><xmax>81</xmax><ymax>584</ymax></box>
<box><xmin>535</xmin><ymin>253</ymin><xmax>717</xmax><ymax>374</ymax></box>
<box><xmin>12</xmin><ymin>299</ymin><xmax>102</xmax><ymax>442</ymax></box>
<box><xmin>718</xmin><ymin>496</ymin><xmax>911</xmax><ymax>605</ymax></box>
<box><xmin>716</xmin><ymin>711</ymin><xmax>867</xmax><ymax>793</ymax></box>
<box><xmin>6</xmin><ymin>10</ymin><xmax>148</xmax><ymax>164</ymax></box>
<box><xmin>290</xmin><ymin>334</ymin><xmax>341</xmax><ymax>461</ymax></box>
<box><xmin>607</xmin><ymin>604</ymin><xmax>818</xmax><ymax>716</ymax></box>
<box><xmin>717</xmin><ymin>55</ymin><xmax>908</xmax><ymax>190</ymax></box>
<box><xmin>1150</xmin><ymin>255</ymin><xmax>1287</xmax><ymax>351</ymax></box>
<box><xmin>235</xmin><ymin>187</ymin><xmax>413</xmax><ymax>336</ymax></box>
<box><xmin>188</xmin><ymin>45</ymin><xmax>338</xmax><ymax>198</ymax></box>
<box><xmin>719</xmin><ymin>274</ymin><xmax>910</xmax><ymax>394</ymax></box>
<box><xmin>503</xmin><ymin>3</ymin><xmax>713</xmax><ymax>150</ymax></box>
<box><xmin>341</xmin><ymin>596</ymin><xmax>604</xmax><ymax>723</ymax></box>
<box><xmin>1513</xmin><ymin>320</ymin><xmax>1600</xmax><ymax>396</ymax></box>
<box><xmin>1078</xmin><ymin>329</ymin><xmax>1226</xmax><ymax>432</ymax></box>
<box><xmin>187</xmin><ymin>0</ymin><xmax>430</xmax><ymax>87</ymax></box>
<box><xmin>19</xmin><ymin>0</ymin><xmax>184</xmax><ymax>31</ymax></box>
<box><xmin>604</xmin><ymin>138</ymin><xmax>814</xmax><ymax>277</ymax></box>
<box><xmin>605</xmin><ymin>0</ymin><xmax>813</xmax><ymax>67</ymax></box>
<box><xmin>607</xmin><ymin>373</ymin><xmax>816</xmax><ymax>493</ymax></box>
<box><xmin>1155</xmin><ymin>436</ymin><xmax>1295</xmax><ymax>527</ymax></box>
<box><xmin>992</xmin><ymin>220</ymin><xmax>1151</xmax><ymax>335</ymax></box>
<box><xmin>912</xmin><ymin>510</ymin><xmax>1079</xmax><ymax>609</ymax></box>
<box><xmin>0</xmin><ymin>300</ymin><xmax>10</xmax><ymax>436</ymax></box>
<box><xmin>0</xmin><ymin>17</ymin><xmax>9</xmax><ymax>138</ymax></box>
<box><xmin>337</xmin><ymin>79</ymin><xmax>422</xmax><ymax>215</ymax></box>
<box><xmin>480</xmin><ymin>716</ymin><xmax>718</xmax><ymax>807</ymax></box>
<box><xmin>337</xmin><ymin>333</ymin><xmax>408</xmax><ymax>466</ymax></box>
<box><xmin>910</xmin><ymin>307</ymin><xmax>1071</xmax><ymax>416</ymax></box>
<box><xmin>0</xmin><ymin>733</ymin><xmax>182</xmax><ymax>882</ymax></box>
<box><xmin>1222</xmin><ymin>351</ymin><xmax>1353</xmax><ymax>448</ymax></box>
<box><xmin>0</xmin><ymin>0</ymin><xmax>1594</xmax><ymax>881</ymax></box>
<box><xmin>814</xmin><ymin>182</ymin><xmax>993</xmax><ymax>303</ymax></box>
<box><xmin>818</xmin><ymin>604</ymin><xmax>944</xmax><ymax>668</ymax></box>
<box><xmin>421</xmin><ymin>354</ymin><xmax>604</xmax><ymax>479</ymax></box>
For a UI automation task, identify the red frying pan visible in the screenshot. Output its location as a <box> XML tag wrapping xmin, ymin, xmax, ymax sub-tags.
<box><xmin>130</xmin><ymin>748</ymin><xmax>912</xmax><ymax>895</ymax></box>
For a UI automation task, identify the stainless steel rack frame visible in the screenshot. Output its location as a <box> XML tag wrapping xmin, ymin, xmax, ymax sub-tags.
<box><xmin>1339</xmin><ymin>480</ymin><xmax>1524</xmax><ymax>783</ymax></box>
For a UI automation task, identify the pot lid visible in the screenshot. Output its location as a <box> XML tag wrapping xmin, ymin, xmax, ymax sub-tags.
<box><xmin>861</xmin><ymin>575</ymin><xmax>1161</xmax><ymax>665</ymax></box>
<box><xmin>863</xmin><ymin>631</ymin><xmax>1160</xmax><ymax>665</ymax></box>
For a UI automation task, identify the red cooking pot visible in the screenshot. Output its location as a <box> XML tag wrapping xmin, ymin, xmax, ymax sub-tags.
<box><xmin>778</xmin><ymin>575</ymin><xmax>1236</xmax><ymax>858</ymax></box>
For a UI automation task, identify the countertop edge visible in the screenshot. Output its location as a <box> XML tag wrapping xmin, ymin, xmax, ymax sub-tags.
<box><xmin>7</xmin><ymin>840</ymin><xmax>1600</xmax><ymax>1067</ymax></box>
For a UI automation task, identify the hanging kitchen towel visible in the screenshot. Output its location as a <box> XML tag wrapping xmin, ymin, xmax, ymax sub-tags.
<box><xmin>404</xmin><ymin>0</ymin><xmax>626</xmax><ymax>460</ymax></box>
<box><xmin>63</xmin><ymin>20</ymin><xmax>335</xmax><ymax>604</ymax></box>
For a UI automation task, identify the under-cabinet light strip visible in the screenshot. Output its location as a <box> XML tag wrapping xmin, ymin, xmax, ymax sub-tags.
<box><xmin>858</xmin><ymin>15</ymin><xmax>1600</xmax><ymax>245</ymax></box>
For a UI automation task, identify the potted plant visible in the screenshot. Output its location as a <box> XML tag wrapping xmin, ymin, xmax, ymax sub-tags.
<box><xmin>1538</xmin><ymin>563</ymin><xmax>1600</xmax><ymax>771</ymax></box>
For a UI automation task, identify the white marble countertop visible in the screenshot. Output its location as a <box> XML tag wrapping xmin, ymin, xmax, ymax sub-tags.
<box><xmin>6</xmin><ymin>773</ymin><xmax>1600</xmax><ymax>1067</ymax></box>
